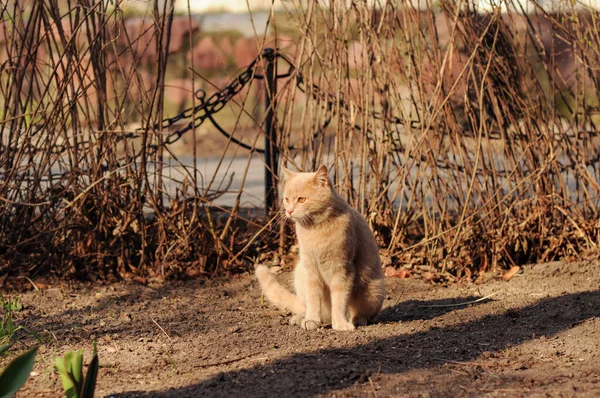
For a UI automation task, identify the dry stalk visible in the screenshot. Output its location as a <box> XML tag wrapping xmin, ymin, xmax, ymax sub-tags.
<box><xmin>0</xmin><ymin>0</ymin><xmax>598</xmax><ymax>283</ymax></box>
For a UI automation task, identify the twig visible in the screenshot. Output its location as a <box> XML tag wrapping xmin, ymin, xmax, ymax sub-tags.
<box><xmin>197</xmin><ymin>351</ymin><xmax>265</xmax><ymax>368</ymax></box>
<box><xmin>151</xmin><ymin>318</ymin><xmax>173</xmax><ymax>343</ymax></box>
<box><xmin>23</xmin><ymin>277</ymin><xmax>40</xmax><ymax>292</ymax></box>
<box><xmin>434</xmin><ymin>358</ymin><xmax>492</xmax><ymax>368</ymax></box>
<box><xmin>368</xmin><ymin>376</ymin><xmax>378</xmax><ymax>397</ymax></box>
<box><xmin>419</xmin><ymin>290</ymin><xmax>503</xmax><ymax>308</ymax></box>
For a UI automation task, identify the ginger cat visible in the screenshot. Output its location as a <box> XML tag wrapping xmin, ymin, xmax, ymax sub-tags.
<box><xmin>255</xmin><ymin>165</ymin><xmax>385</xmax><ymax>331</ymax></box>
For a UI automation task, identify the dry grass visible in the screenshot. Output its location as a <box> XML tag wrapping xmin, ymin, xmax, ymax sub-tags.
<box><xmin>0</xmin><ymin>0</ymin><xmax>598</xmax><ymax>284</ymax></box>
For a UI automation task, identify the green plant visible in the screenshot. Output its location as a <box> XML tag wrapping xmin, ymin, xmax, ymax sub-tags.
<box><xmin>0</xmin><ymin>295</ymin><xmax>24</xmax><ymax>346</ymax></box>
<box><xmin>1</xmin><ymin>296</ymin><xmax>23</xmax><ymax>312</ymax></box>
<box><xmin>0</xmin><ymin>345</ymin><xmax>38</xmax><ymax>398</ymax></box>
<box><xmin>55</xmin><ymin>343</ymin><xmax>99</xmax><ymax>398</ymax></box>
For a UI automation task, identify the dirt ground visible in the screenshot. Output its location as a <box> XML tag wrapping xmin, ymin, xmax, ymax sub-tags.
<box><xmin>5</xmin><ymin>259</ymin><xmax>600</xmax><ymax>397</ymax></box>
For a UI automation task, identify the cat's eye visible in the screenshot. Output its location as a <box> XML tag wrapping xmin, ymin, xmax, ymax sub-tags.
<box><xmin>284</xmin><ymin>197</ymin><xmax>289</xmax><ymax>203</ymax></box>
<box><xmin>298</xmin><ymin>197</ymin><xmax>306</xmax><ymax>203</ymax></box>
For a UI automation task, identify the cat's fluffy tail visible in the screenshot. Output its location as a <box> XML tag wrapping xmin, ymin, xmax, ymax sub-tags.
<box><xmin>255</xmin><ymin>265</ymin><xmax>305</xmax><ymax>315</ymax></box>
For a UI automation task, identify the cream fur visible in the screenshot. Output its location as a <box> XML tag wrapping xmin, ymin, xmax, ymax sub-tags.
<box><xmin>255</xmin><ymin>165</ymin><xmax>385</xmax><ymax>331</ymax></box>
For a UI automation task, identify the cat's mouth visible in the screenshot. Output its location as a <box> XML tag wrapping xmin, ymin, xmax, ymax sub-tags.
<box><xmin>286</xmin><ymin>213</ymin><xmax>317</xmax><ymax>228</ymax></box>
<box><xmin>283</xmin><ymin>211</ymin><xmax>300</xmax><ymax>223</ymax></box>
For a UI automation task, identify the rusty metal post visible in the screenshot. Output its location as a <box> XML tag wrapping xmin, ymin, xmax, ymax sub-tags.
<box><xmin>264</xmin><ymin>49</ymin><xmax>278</xmax><ymax>216</ymax></box>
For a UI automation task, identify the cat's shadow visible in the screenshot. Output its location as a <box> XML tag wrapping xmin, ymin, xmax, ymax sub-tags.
<box><xmin>379</xmin><ymin>296</ymin><xmax>490</xmax><ymax>323</ymax></box>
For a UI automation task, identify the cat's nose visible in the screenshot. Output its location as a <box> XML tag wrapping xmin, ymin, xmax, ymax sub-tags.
<box><xmin>287</xmin><ymin>209</ymin><xmax>294</xmax><ymax>215</ymax></box>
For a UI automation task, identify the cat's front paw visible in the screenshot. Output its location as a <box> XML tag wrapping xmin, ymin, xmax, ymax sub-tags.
<box><xmin>332</xmin><ymin>320</ymin><xmax>356</xmax><ymax>331</ymax></box>
<box><xmin>289</xmin><ymin>314</ymin><xmax>303</xmax><ymax>326</ymax></box>
<box><xmin>301</xmin><ymin>318</ymin><xmax>322</xmax><ymax>330</ymax></box>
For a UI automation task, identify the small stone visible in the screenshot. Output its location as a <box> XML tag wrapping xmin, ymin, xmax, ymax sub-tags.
<box><xmin>119</xmin><ymin>313</ymin><xmax>132</xmax><ymax>322</ymax></box>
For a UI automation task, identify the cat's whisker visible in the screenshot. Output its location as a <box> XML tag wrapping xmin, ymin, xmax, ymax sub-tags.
<box><xmin>280</xmin><ymin>213</ymin><xmax>292</xmax><ymax>228</ymax></box>
<box><xmin>297</xmin><ymin>213</ymin><xmax>315</xmax><ymax>228</ymax></box>
<box><xmin>306</xmin><ymin>214</ymin><xmax>314</xmax><ymax>227</ymax></box>
<box><xmin>298</xmin><ymin>214</ymin><xmax>307</xmax><ymax>228</ymax></box>
<box><xmin>274</xmin><ymin>213</ymin><xmax>288</xmax><ymax>230</ymax></box>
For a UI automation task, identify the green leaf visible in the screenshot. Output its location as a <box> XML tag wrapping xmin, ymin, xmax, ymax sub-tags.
<box><xmin>0</xmin><ymin>344</ymin><xmax>11</xmax><ymax>356</ymax></box>
<box><xmin>0</xmin><ymin>346</ymin><xmax>37</xmax><ymax>398</ymax></box>
<box><xmin>56</xmin><ymin>346</ymin><xmax>99</xmax><ymax>398</ymax></box>
<box><xmin>70</xmin><ymin>350</ymin><xmax>84</xmax><ymax>391</ymax></box>
<box><xmin>56</xmin><ymin>354</ymin><xmax>77</xmax><ymax>398</ymax></box>
<box><xmin>81</xmin><ymin>352</ymin><xmax>98</xmax><ymax>398</ymax></box>
<box><xmin>10</xmin><ymin>299</ymin><xmax>23</xmax><ymax>312</ymax></box>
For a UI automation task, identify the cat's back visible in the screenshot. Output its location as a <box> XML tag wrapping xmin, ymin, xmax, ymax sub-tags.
<box><xmin>324</xmin><ymin>199</ymin><xmax>381</xmax><ymax>268</ymax></box>
<box><xmin>349</xmin><ymin>206</ymin><xmax>381</xmax><ymax>266</ymax></box>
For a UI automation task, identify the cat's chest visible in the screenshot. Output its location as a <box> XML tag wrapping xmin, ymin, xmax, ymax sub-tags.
<box><xmin>295</xmin><ymin>221</ymin><xmax>351</xmax><ymax>259</ymax></box>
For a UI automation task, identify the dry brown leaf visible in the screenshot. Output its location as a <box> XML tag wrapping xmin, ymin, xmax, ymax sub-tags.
<box><xmin>32</xmin><ymin>282</ymin><xmax>48</xmax><ymax>290</ymax></box>
<box><xmin>132</xmin><ymin>276</ymin><xmax>148</xmax><ymax>285</ymax></box>
<box><xmin>423</xmin><ymin>271</ymin><xmax>435</xmax><ymax>281</ymax></box>
<box><xmin>385</xmin><ymin>266</ymin><xmax>412</xmax><ymax>278</ymax></box>
<box><xmin>396</xmin><ymin>269</ymin><xmax>411</xmax><ymax>279</ymax></box>
<box><xmin>185</xmin><ymin>268</ymin><xmax>201</xmax><ymax>278</ymax></box>
<box><xmin>503</xmin><ymin>266</ymin><xmax>521</xmax><ymax>281</ymax></box>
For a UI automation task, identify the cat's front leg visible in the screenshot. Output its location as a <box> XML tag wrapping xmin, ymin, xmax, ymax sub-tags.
<box><xmin>330</xmin><ymin>273</ymin><xmax>355</xmax><ymax>331</ymax></box>
<box><xmin>300</xmin><ymin>268</ymin><xmax>324</xmax><ymax>330</ymax></box>
<box><xmin>290</xmin><ymin>259</ymin><xmax>307</xmax><ymax>327</ymax></box>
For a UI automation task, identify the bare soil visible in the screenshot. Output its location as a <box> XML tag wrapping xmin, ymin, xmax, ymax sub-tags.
<box><xmin>6</xmin><ymin>259</ymin><xmax>600</xmax><ymax>397</ymax></box>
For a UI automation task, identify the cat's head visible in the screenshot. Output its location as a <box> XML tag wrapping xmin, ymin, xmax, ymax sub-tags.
<box><xmin>280</xmin><ymin>165</ymin><xmax>333</xmax><ymax>225</ymax></box>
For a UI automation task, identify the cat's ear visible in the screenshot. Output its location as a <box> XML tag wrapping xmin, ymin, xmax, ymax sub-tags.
<box><xmin>280</xmin><ymin>166</ymin><xmax>295</xmax><ymax>180</ymax></box>
<box><xmin>312</xmin><ymin>165</ymin><xmax>329</xmax><ymax>187</ymax></box>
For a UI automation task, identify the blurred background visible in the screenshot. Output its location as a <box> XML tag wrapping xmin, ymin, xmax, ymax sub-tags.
<box><xmin>0</xmin><ymin>0</ymin><xmax>598</xmax><ymax>285</ymax></box>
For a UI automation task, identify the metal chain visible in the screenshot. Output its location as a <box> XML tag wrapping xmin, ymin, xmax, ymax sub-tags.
<box><xmin>5</xmin><ymin>48</ymin><xmax>598</xmax><ymax>182</ymax></box>
<box><xmin>129</xmin><ymin>48</ymin><xmax>277</xmax><ymax>158</ymax></box>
